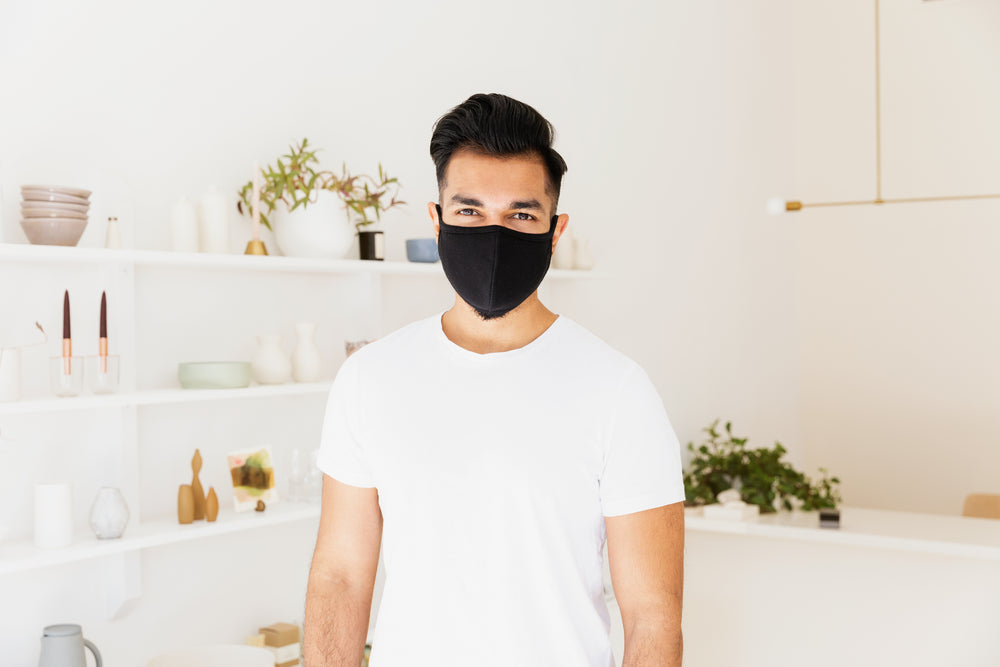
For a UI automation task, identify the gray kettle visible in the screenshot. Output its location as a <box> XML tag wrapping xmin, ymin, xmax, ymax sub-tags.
<box><xmin>39</xmin><ymin>624</ymin><xmax>102</xmax><ymax>667</ymax></box>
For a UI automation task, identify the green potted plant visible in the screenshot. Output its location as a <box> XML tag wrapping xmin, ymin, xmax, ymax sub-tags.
<box><xmin>236</xmin><ymin>139</ymin><xmax>404</xmax><ymax>260</ymax></box>
<box><xmin>334</xmin><ymin>164</ymin><xmax>404</xmax><ymax>261</ymax></box>
<box><xmin>683</xmin><ymin>419</ymin><xmax>841</xmax><ymax>514</ymax></box>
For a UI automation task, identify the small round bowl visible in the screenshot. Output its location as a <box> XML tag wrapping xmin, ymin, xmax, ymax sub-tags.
<box><xmin>178</xmin><ymin>362</ymin><xmax>252</xmax><ymax>389</ymax></box>
<box><xmin>20</xmin><ymin>218</ymin><xmax>88</xmax><ymax>246</ymax></box>
<box><xmin>405</xmin><ymin>238</ymin><xmax>439</xmax><ymax>263</ymax></box>
<box><xmin>21</xmin><ymin>208</ymin><xmax>89</xmax><ymax>220</ymax></box>
<box><xmin>20</xmin><ymin>200</ymin><xmax>89</xmax><ymax>214</ymax></box>
<box><xmin>21</xmin><ymin>190</ymin><xmax>90</xmax><ymax>205</ymax></box>
<box><xmin>21</xmin><ymin>184</ymin><xmax>92</xmax><ymax>198</ymax></box>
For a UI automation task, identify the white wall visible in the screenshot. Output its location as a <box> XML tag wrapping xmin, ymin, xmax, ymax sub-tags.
<box><xmin>0</xmin><ymin>0</ymin><xmax>804</xmax><ymax>450</ymax></box>
<box><xmin>788</xmin><ymin>0</ymin><xmax>1000</xmax><ymax>515</ymax></box>
<box><xmin>2</xmin><ymin>0</ymin><xmax>807</xmax><ymax>663</ymax></box>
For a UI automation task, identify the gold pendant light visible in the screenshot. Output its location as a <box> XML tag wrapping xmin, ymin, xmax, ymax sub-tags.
<box><xmin>767</xmin><ymin>0</ymin><xmax>1000</xmax><ymax>215</ymax></box>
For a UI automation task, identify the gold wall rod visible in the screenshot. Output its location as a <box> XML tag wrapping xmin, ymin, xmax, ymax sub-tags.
<box><xmin>770</xmin><ymin>0</ymin><xmax>1000</xmax><ymax>214</ymax></box>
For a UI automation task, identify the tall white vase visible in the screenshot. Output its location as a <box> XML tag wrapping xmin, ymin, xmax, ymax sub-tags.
<box><xmin>252</xmin><ymin>335</ymin><xmax>291</xmax><ymax>385</ymax></box>
<box><xmin>291</xmin><ymin>322</ymin><xmax>322</xmax><ymax>383</ymax></box>
<box><xmin>272</xmin><ymin>190</ymin><xmax>354</xmax><ymax>259</ymax></box>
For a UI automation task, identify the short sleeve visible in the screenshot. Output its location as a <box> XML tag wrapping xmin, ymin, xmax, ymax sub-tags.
<box><xmin>316</xmin><ymin>353</ymin><xmax>375</xmax><ymax>488</ymax></box>
<box><xmin>599</xmin><ymin>363</ymin><xmax>686</xmax><ymax>517</ymax></box>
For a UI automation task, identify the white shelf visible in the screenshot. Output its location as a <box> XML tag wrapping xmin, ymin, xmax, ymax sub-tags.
<box><xmin>0</xmin><ymin>502</ymin><xmax>321</xmax><ymax>575</ymax></box>
<box><xmin>0</xmin><ymin>242</ymin><xmax>602</xmax><ymax>279</ymax></box>
<box><xmin>0</xmin><ymin>382</ymin><xmax>332</xmax><ymax>415</ymax></box>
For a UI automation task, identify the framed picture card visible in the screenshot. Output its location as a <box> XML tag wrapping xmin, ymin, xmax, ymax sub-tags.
<box><xmin>227</xmin><ymin>446</ymin><xmax>278</xmax><ymax>512</ymax></box>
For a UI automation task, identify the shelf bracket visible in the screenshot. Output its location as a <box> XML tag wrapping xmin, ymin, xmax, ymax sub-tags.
<box><xmin>103</xmin><ymin>551</ymin><xmax>141</xmax><ymax>620</ymax></box>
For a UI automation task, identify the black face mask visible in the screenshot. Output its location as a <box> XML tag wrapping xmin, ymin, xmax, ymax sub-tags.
<box><xmin>436</xmin><ymin>204</ymin><xmax>558</xmax><ymax>320</ymax></box>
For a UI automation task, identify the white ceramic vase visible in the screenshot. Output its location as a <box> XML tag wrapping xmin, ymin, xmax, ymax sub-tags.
<box><xmin>89</xmin><ymin>486</ymin><xmax>129</xmax><ymax>539</ymax></box>
<box><xmin>272</xmin><ymin>190</ymin><xmax>354</xmax><ymax>259</ymax></box>
<box><xmin>252</xmin><ymin>334</ymin><xmax>291</xmax><ymax>385</ymax></box>
<box><xmin>291</xmin><ymin>322</ymin><xmax>322</xmax><ymax>383</ymax></box>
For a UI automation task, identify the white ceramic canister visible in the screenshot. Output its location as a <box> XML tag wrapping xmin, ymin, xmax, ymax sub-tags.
<box><xmin>199</xmin><ymin>186</ymin><xmax>230</xmax><ymax>253</ymax></box>
<box><xmin>170</xmin><ymin>197</ymin><xmax>199</xmax><ymax>252</ymax></box>
<box><xmin>252</xmin><ymin>335</ymin><xmax>292</xmax><ymax>385</ymax></box>
<box><xmin>291</xmin><ymin>322</ymin><xmax>322</xmax><ymax>383</ymax></box>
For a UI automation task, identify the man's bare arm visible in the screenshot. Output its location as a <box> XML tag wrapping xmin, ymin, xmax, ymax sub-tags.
<box><xmin>305</xmin><ymin>475</ymin><xmax>383</xmax><ymax>666</ymax></box>
<box><xmin>606</xmin><ymin>502</ymin><xmax>685</xmax><ymax>667</ymax></box>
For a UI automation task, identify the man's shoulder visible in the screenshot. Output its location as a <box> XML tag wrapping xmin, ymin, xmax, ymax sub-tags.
<box><xmin>554</xmin><ymin>315</ymin><xmax>643</xmax><ymax>378</ymax></box>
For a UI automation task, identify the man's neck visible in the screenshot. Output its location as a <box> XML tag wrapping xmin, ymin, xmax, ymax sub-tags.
<box><xmin>441</xmin><ymin>295</ymin><xmax>559</xmax><ymax>355</ymax></box>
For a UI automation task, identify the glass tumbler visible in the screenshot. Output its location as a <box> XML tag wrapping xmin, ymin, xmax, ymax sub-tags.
<box><xmin>49</xmin><ymin>356</ymin><xmax>83</xmax><ymax>397</ymax></box>
<box><xmin>86</xmin><ymin>355</ymin><xmax>120</xmax><ymax>394</ymax></box>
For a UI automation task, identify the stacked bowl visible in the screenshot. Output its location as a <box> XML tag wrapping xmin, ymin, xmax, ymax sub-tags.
<box><xmin>20</xmin><ymin>185</ymin><xmax>91</xmax><ymax>246</ymax></box>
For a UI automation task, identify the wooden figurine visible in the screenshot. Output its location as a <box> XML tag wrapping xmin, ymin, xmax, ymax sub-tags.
<box><xmin>191</xmin><ymin>449</ymin><xmax>206</xmax><ymax>520</ymax></box>
<box><xmin>205</xmin><ymin>487</ymin><xmax>219</xmax><ymax>522</ymax></box>
<box><xmin>178</xmin><ymin>484</ymin><xmax>194</xmax><ymax>524</ymax></box>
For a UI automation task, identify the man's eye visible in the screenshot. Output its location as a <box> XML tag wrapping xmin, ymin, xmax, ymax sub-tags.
<box><xmin>456</xmin><ymin>208</ymin><xmax>479</xmax><ymax>216</ymax></box>
<box><xmin>512</xmin><ymin>212</ymin><xmax>535</xmax><ymax>221</ymax></box>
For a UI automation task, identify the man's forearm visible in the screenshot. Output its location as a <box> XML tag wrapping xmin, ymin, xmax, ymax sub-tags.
<box><xmin>621</xmin><ymin>621</ymin><xmax>682</xmax><ymax>667</ymax></box>
<box><xmin>304</xmin><ymin>569</ymin><xmax>373</xmax><ymax>667</ymax></box>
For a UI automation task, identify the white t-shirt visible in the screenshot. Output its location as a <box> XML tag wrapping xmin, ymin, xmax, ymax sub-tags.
<box><xmin>317</xmin><ymin>311</ymin><xmax>685</xmax><ymax>667</ymax></box>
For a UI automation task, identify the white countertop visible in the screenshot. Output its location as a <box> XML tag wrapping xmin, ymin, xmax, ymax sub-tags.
<box><xmin>685</xmin><ymin>505</ymin><xmax>1000</xmax><ymax>560</ymax></box>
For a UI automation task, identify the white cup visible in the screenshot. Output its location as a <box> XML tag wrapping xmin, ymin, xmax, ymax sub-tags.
<box><xmin>35</xmin><ymin>483</ymin><xmax>73</xmax><ymax>549</ymax></box>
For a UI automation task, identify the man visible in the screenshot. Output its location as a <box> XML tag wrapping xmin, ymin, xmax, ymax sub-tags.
<box><xmin>305</xmin><ymin>93</ymin><xmax>685</xmax><ymax>667</ymax></box>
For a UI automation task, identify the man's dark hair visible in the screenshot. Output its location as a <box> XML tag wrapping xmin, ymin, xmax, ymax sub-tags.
<box><xmin>430</xmin><ymin>93</ymin><xmax>568</xmax><ymax>208</ymax></box>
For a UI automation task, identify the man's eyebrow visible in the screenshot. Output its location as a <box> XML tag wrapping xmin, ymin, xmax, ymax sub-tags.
<box><xmin>449</xmin><ymin>195</ymin><xmax>483</xmax><ymax>206</ymax></box>
<box><xmin>448</xmin><ymin>195</ymin><xmax>544</xmax><ymax>210</ymax></box>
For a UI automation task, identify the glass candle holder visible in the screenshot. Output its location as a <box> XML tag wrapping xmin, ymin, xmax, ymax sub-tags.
<box><xmin>86</xmin><ymin>355</ymin><xmax>120</xmax><ymax>394</ymax></box>
<box><xmin>49</xmin><ymin>356</ymin><xmax>83</xmax><ymax>397</ymax></box>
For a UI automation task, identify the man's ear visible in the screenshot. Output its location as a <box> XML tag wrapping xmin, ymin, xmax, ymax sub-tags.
<box><xmin>427</xmin><ymin>201</ymin><xmax>440</xmax><ymax>242</ymax></box>
<box><xmin>552</xmin><ymin>213</ymin><xmax>570</xmax><ymax>253</ymax></box>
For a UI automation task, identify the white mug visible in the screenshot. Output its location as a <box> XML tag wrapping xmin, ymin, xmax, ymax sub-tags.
<box><xmin>35</xmin><ymin>483</ymin><xmax>73</xmax><ymax>549</ymax></box>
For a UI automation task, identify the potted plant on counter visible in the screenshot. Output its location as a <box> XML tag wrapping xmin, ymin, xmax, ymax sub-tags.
<box><xmin>683</xmin><ymin>419</ymin><xmax>841</xmax><ymax>514</ymax></box>
<box><xmin>236</xmin><ymin>138</ymin><xmax>404</xmax><ymax>260</ymax></box>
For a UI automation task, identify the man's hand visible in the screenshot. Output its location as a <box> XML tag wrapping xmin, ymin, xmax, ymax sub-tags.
<box><xmin>305</xmin><ymin>475</ymin><xmax>383</xmax><ymax>666</ymax></box>
<box><xmin>606</xmin><ymin>502</ymin><xmax>684</xmax><ymax>667</ymax></box>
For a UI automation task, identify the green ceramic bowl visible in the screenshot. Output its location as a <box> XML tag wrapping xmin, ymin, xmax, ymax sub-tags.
<box><xmin>178</xmin><ymin>362</ymin><xmax>252</xmax><ymax>389</ymax></box>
